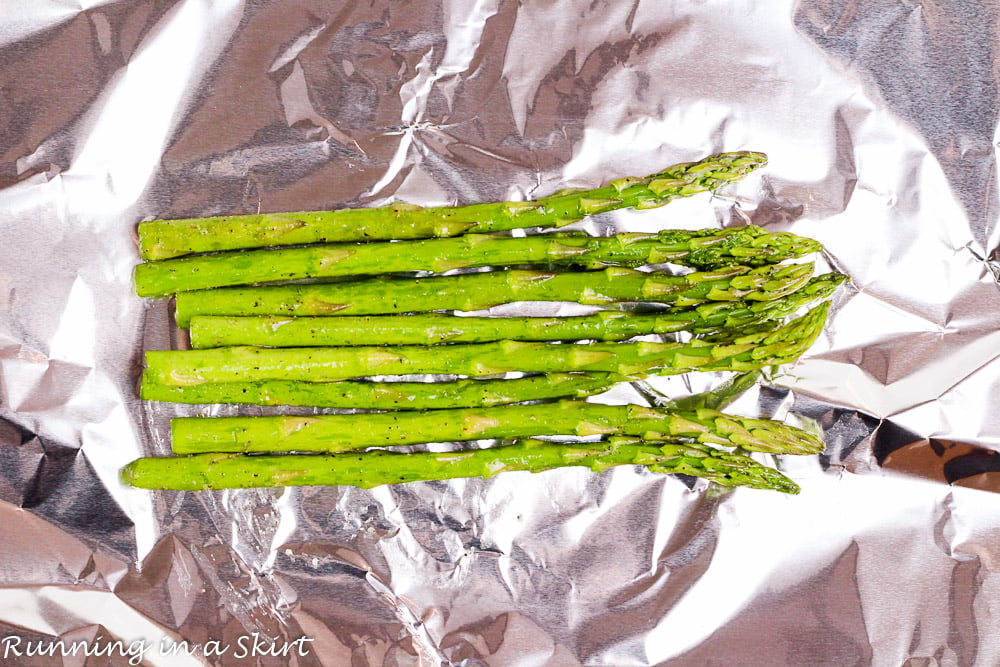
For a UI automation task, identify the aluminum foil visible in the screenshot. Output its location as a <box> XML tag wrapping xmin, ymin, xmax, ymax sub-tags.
<box><xmin>3</xmin><ymin>1</ymin><xmax>1000</xmax><ymax>665</ymax></box>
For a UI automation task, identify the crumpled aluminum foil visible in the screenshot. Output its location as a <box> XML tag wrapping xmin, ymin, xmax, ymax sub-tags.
<box><xmin>3</xmin><ymin>1</ymin><xmax>1000</xmax><ymax>665</ymax></box>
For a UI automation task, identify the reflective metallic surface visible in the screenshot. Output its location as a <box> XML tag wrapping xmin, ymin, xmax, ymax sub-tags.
<box><xmin>2</xmin><ymin>1</ymin><xmax>1000</xmax><ymax>664</ymax></box>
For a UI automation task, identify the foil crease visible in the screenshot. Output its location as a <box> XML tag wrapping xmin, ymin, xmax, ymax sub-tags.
<box><xmin>2</xmin><ymin>1</ymin><xmax>1000</xmax><ymax>665</ymax></box>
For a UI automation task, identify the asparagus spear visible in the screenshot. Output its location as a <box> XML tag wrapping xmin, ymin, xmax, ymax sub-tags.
<box><xmin>141</xmin><ymin>373</ymin><xmax>618</xmax><ymax>409</ymax></box>
<box><xmin>144</xmin><ymin>304</ymin><xmax>828</xmax><ymax>387</ymax></box>
<box><xmin>138</xmin><ymin>151</ymin><xmax>767</xmax><ymax>260</ymax></box>
<box><xmin>173</xmin><ymin>262</ymin><xmax>827</xmax><ymax>328</ymax></box>
<box><xmin>181</xmin><ymin>305</ymin><xmax>763</xmax><ymax>348</ymax></box>
<box><xmin>133</xmin><ymin>226</ymin><xmax>823</xmax><ymax>297</ymax></box>
<box><xmin>648</xmin><ymin>370</ymin><xmax>763</xmax><ymax>412</ymax></box>
<box><xmin>186</xmin><ymin>270</ymin><xmax>839</xmax><ymax>348</ymax></box>
<box><xmin>121</xmin><ymin>437</ymin><xmax>800</xmax><ymax>493</ymax></box>
<box><xmin>168</xmin><ymin>400</ymin><xmax>826</xmax><ymax>456</ymax></box>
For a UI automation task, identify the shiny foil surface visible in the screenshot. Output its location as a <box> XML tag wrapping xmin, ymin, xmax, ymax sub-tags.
<box><xmin>2</xmin><ymin>2</ymin><xmax>1000</xmax><ymax>665</ymax></box>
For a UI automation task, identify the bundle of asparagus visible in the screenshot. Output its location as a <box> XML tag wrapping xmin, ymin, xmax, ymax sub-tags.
<box><xmin>124</xmin><ymin>151</ymin><xmax>842</xmax><ymax>493</ymax></box>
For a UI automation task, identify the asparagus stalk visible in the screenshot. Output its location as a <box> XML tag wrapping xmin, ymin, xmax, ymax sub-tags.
<box><xmin>648</xmin><ymin>370</ymin><xmax>764</xmax><ymax>412</ymax></box>
<box><xmin>173</xmin><ymin>262</ymin><xmax>828</xmax><ymax>328</ymax></box>
<box><xmin>144</xmin><ymin>304</ymin><xmax>828</xmax><ymax>387</ymax></box>
<box><xmin>183</xmin><ymin>310</ymin><xmax>741</xmax><ymax>348</ymax></box>
<box><xmin>168</xmin><ymin>400</ymin><xmax>826</xmax><ymax>456</ymax></box>
<box><xmin>141</xmin><ymin>373</ymin><xmax>618</xmax><ymax>409</ymax></box>
<box><xmin>186</xmin><ymin>270</ymin><xmax>840</xmax><ymax>348</ymax></box>
<box><xmin>121</xmin><ymin>436</ymin><xmax>800</xmax><ymax>493</ymax></box>
<box><xmin>138</xmin><ymin>151</ymin><xmax>767</xmax><ymax>260</ymax></box>
<box><xmin>134</xmin><ymin>226</ymin><xmax>823</xmax><ymax>297</ymax></box>
<box><xmin>603</xmin><ymin>437</ymin><xmax>799</xmax><ymax>493</ymax></box>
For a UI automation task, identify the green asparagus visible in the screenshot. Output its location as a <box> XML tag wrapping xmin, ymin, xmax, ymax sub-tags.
<box><xmin>144</xmin><ymin>304</ymin><xmax>828</xmax><ymax>387</ymax></box>
<box><xmin>173</xmin><ymin>262</ymin><xmax>829</xmax><ymax>328</ymax></box>
<box><xmin>647</xmin><ymin>370</ymin><xmax>763</xmax><ymax>412</ymax></box>
<box><xmin>186</xmin><ymin>271</ymin><xmax>839</xmax><ymax>348</ymax></box>
<box><xmin>121</xmin><ymin>436</ymin><xmax>799</xmax><ymax>493</ymax></box>
<box><xmin>140</xmin><ymin>373</ymin><xmax>618</xmax><ymax>409</ymax></box>
<box><xmin>168</xmin><ymin>400</ymin><xmax>825</xmax><ymax>456</ymax></box>
<box><xmin>138</xmin><ymin>151</ymin><xmax>767</xmax><ymax>260</ymax></box>
<box><xmin>134</xmin><ymin>226</ymin><xmax>823</xmax><ymax>297</ymax></box>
